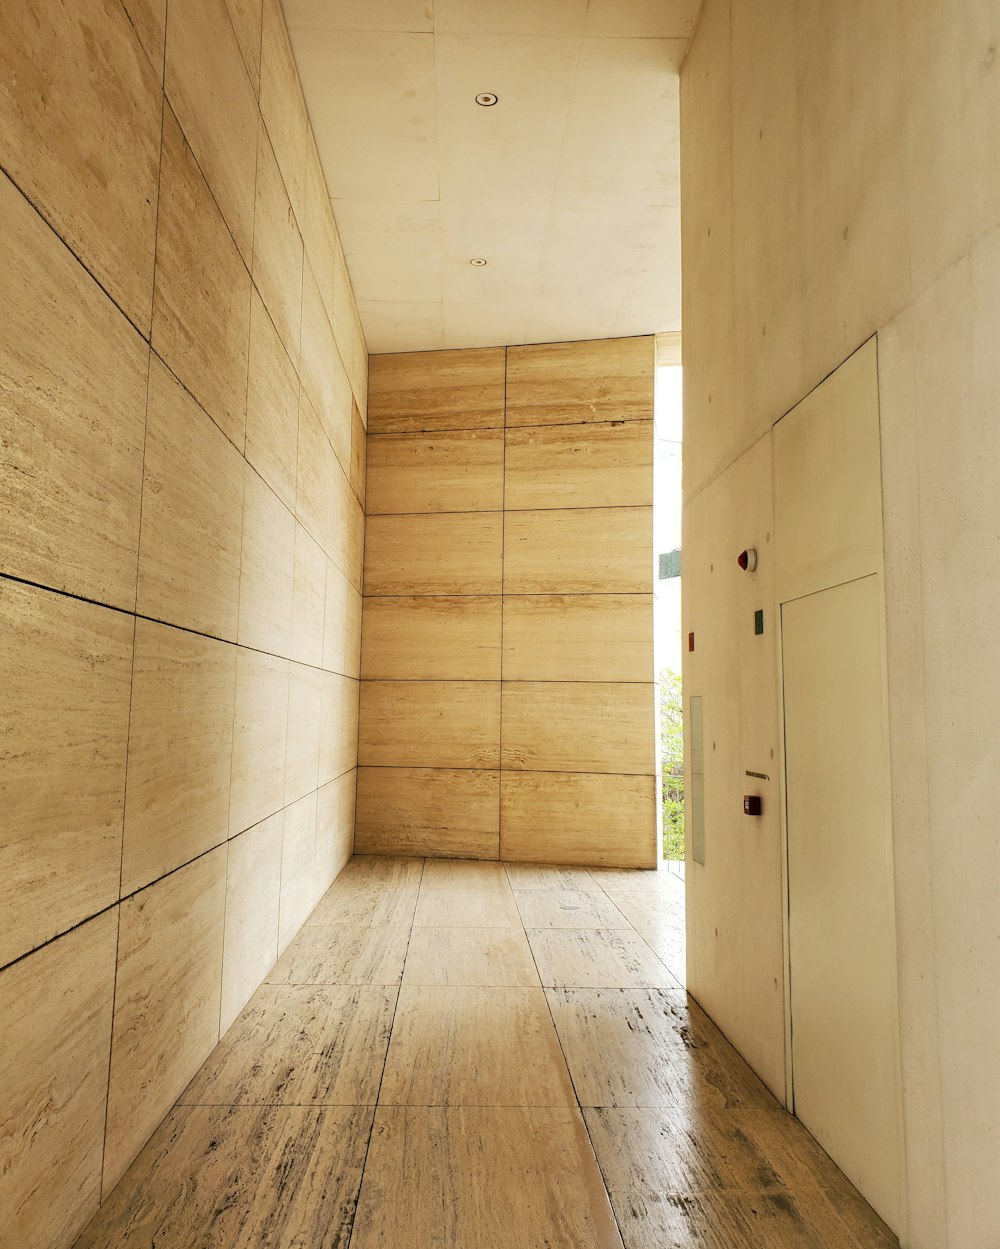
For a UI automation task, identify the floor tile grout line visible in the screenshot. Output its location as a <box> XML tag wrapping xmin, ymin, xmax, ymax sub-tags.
<box><xmin>625</xmin><ymin>928</ymin><xmax>685</xmax><ymax>990</ymax></box>
<box><xmin>345</xmin><ymin>856</ymin><xmax>425</xmax><ymax>1249</ymax></box>
<box><xmin>266</xmin><ymin>862</ymin><xmax>677</xmax><ymax>1239</ymax></box>
<box><xmin>589</xmin><ymin>871</ymin><xmax>688</xmax><ymax>990</ymax></box>
<box><xmin>521</xmin><ymin>896</ymin><xmax>632</xmax><ymax>1249</ymax></box>
<box><xmin>76</xmin><ymin>859</ymin><xmax>890</xmax><ymax>1247</ymax></box>
<box><xmin>351</xmin><ymin>1101</ymin><xmax>611</xmax><ymax>1109</ymax></box>
<box><xmin>521</xmin><ymin>925</ymin><xmax>684</xmax><ymax>991</ymax></box>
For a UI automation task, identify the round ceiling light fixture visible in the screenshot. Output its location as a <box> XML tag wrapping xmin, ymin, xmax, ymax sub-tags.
<box><xmin>470</xmin><ymin>257</ymin><xmax>488</xmax><ymax>266</ymax></box>
<box><xmin>475</xmin><ymin>92</ymin><xmax>499</xmax><ymax>107</ymax></box>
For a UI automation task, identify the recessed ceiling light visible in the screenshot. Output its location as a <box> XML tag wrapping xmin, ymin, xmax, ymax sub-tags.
<box><xmin>475</xmin><ymin>92</ymin><xmax>499</xmax><ymax>107</ymax></box>
<box><xmin>470</xmin><ymin>258</ymin><xmax>488</xmax><ymax>266</ymax></box>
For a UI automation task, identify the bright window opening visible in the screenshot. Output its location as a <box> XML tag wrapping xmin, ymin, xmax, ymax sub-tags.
<box><xmin>653</xmin><ymin>361</ymin><xmax>684</xmax><ymax>874</ymax></box>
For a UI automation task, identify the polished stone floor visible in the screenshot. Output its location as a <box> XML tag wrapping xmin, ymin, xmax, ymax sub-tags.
<box><xmin>74</xmin><ymin>856</ymin><xmax>897</xmax><ymax>1248</ymax></box>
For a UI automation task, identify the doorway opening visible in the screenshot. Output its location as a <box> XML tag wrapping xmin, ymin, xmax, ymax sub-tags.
<box><xmin>651</xmin><ymin>342</ymin><xmax>686</xmax><ymax>983</ymax></box>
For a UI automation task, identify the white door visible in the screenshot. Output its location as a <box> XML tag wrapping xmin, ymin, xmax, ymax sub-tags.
<box><xmin>782</xmin><ymin>573</ymin><xmax>901</xmax><ymax>1230</ymax></box>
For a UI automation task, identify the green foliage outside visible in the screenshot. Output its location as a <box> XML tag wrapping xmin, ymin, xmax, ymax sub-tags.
<box><xmin>659</xmin><ymin>668</ymin><xmax>685</xmax><ymax>860</ymax></box>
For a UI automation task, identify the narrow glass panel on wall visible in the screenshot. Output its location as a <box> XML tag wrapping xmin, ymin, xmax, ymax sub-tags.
<box><xmin>688</xmin><ymin>695</ymin><xmax>705</xmax><ymax>866</ymax></box>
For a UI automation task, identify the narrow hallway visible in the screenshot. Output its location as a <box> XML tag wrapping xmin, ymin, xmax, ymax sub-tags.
<box><xmin>75</xmin><ymin>858</ymin><xmax>897</xmax><ymax>1248</ymax></box>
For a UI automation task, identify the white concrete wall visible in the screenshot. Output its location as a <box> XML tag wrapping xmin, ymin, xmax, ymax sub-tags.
<box><xmin>681</xmin><ymin>3</ymin><xmax>1000</xmax><ymax>1245</ymax></box>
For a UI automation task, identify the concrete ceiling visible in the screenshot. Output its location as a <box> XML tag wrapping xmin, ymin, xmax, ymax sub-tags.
<box><xmin>283</xmin><ymin>0</ymin><xmax>697</xmax><ymax>353</ymax></box>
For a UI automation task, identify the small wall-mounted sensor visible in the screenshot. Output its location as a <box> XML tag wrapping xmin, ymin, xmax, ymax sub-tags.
<box><xmin>744</xmin><ymin>795</ymin><xmax>762</xmax><ymax>816</ymax></box>
<box><xmin>737</xmin><ymin>547</ymin><xmax>758</xmax><ymax>572</ymax></box>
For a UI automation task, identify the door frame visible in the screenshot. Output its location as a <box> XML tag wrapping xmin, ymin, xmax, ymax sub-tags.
<box><xmin>771</xmin><ymin>335</ymin><xmax>907</xmax><ymax>1239</ymax></box>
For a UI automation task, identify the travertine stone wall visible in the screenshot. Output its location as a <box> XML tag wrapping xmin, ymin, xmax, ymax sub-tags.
<box><xmin>0</xmin><ymin>2</ymin><xmax>366</xmax><ymax>1245</ymax></box>
<box><xmin>358</xmin><ymin>338</ymin><xmax>657</xmax><ymax>868</ymax></box>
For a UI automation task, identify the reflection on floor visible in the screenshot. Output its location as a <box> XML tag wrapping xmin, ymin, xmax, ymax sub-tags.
<box><xmin>74</xmin><ymin>857</ymin><xmax>897</xmax><ymax>1249</ymax></box>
